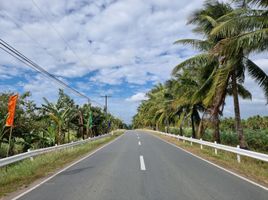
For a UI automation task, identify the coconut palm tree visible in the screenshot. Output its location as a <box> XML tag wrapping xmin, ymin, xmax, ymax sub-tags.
<box><xmin>173</xmin><ymin>1</ymin><xmax>233</xmax><ymax>142</ymax></box>
<box><xmin>208</xmin><ymin>0</ymin><xmax>268</xmax><ymax>148</ymax></box>
<box><xmin>173</xmin><ymin>0</ymin><xmax>266</xmax><ymax>148</ymax></box>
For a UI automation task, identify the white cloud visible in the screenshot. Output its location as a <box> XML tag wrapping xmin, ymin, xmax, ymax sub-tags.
<box><xmin>126</xmin><ymin>92</ymin><xmax>148</xmax><ymax>102</ymax></box>
<box><xmin>0</xmin><ymin>0</ymin><xmax>199</xmax><ymax>79</ymax></box>
<box><xmin>0</xmin><ymin>0</ymin><xmax>267</xmax><ymax>123</ymax></box>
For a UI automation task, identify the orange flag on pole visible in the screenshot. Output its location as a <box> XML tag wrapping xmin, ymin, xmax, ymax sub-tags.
<box><xmin>6</xmin><ymin>94</ymin><xmax>18</xmax><ymax>127</ymax></box>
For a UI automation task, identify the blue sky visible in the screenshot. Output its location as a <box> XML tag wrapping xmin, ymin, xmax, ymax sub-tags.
<box><xmin>0</xmin><ymin>0</ymin><xmax>267</xmax><ymax>124</ymax></box>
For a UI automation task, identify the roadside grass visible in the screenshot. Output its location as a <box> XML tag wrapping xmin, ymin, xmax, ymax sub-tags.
<box><xmin>147</xmin><ymin>130</ymin><xmax>268</xmax><ymax>187</ymax></box>
<box><xmin>0</xmin><ymin>130</ymin><xmax>124</xmax><ymax>198</ymax></box>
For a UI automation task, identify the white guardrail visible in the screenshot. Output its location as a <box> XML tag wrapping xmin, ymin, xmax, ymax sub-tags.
<box><xmin>0</xmin><ymin>133</ymin><xmax>111</xmax><ymax>168</ymax></box>
<box><xmin>156</xmin><ymin>131</ymin><xmax>268</xmax><ymax>163</ymax></box>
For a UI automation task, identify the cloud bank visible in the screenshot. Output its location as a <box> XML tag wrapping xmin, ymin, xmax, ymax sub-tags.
<box><xmin>0</xmin><ymin>0</ymin><xmax>267</xmax><ymax>123</ymax></box>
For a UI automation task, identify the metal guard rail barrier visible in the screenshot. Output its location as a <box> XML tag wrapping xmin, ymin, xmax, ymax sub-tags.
<box><xmin>156</xmin><ymin>131</ymin><xmax>268</xmax><ymax>163</ymax></box>
<box><xmin>0</xmin><ymin>134</ymin><xmax>111</xmax><ymax>167</ymax></box>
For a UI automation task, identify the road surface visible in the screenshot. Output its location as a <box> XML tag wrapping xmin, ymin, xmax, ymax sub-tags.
<box><xmin>16</xmin><ymin>130</ymin><xmax>268</xmax><ymax>200</ymax></box>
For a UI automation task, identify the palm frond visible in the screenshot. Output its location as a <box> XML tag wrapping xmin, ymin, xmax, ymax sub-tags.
<box><xmin>173</xmin><ymin>39</ymin><xmax>213</xmax><ymax>51</ymax></box>
<box><xmin>245</xmin><ymin>58</ymin><xmax>268</xmax><ymax>102</ymax></box>
<box><xmin>227</xmin><ymin>28</ymin><xmax>268</xmax><ymax>55</ymax></box>
<box><xmin>237</xmin><ymin>84</ymin><xmax>252</xmax><ymax>99</ymax></box>
<box><xmin>247</xmin><ymin>0</ymin><xmax>268</xmax><ymax>7</ymax></box>
<box><xmin>203</xmin><ymin>64</ymin><xmax>232</xmax><ymax>107</ymax></box>
<box><xmin>172</xmin><ymin>53</ymin><xmax>216</xmax><ymax>75</ymax></box>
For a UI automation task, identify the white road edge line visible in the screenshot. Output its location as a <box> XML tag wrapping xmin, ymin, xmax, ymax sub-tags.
<box><xmin>138</xmin><ymin>141</ymin><xmax>141</xmax><ymax>146</ymax></box>
<box><xmin>140</xmin><ymin>155</ymin><xmax>146</xmax><ymax>171</ymax></box>
<box><xmin>149</xmin><ymin>132</ymin><xmax>268</xmax><ymax>191</ymax></box>
<box><xmin>11</xmin><ymin>134</ymin><xmax>125</xmax><ymax>200</ymax></box>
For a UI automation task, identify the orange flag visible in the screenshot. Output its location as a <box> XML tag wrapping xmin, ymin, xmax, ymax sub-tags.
<box><xmin>6</xmin><ymin>94</ymin><xmax>19</xmax><ymax>127</ymax></box>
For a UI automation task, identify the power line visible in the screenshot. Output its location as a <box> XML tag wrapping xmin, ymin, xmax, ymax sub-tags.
<box><xmin>0</xmin><ymin>39</ymin><xmax>102</xmax><ymax>106</ymax></box>
<box><xmin>1</xmin><ymin>4</ymin><xmax>102</xmax><ymax>107</ymax></box>
<box><xmin>0</xmin><ymin>12</ymin><xmax>102</xmax><ymax>107</ymax></box>
<box><xmin>0</xmin><ymin>11</ymin><xmax>60</xmax><ymax>63</ymax></box>
<box><xmin>31</xmin><ymin>0</ymin><xmax>90</xmax><ymax>70</ymax></box>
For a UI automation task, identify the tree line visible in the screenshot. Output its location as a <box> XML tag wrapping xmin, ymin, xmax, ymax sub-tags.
<box><xmin>0</xmin><ymin>89</ymin><xmax>126</xmax><ymax>157</ymax></box>
<box><xmin>133</xmin><ymin>0</ymin><xmax>268</xmax><ymax>149</ymax></box>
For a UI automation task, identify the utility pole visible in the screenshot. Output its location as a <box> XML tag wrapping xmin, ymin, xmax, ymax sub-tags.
<box><xmin>100</xmin><ymin>95</ymin><xmax>111</xmax><ymax>133</ymax></box>
<box><xmin>100</xmin><ymin>95</ymin><xmax>111</xmax><ymax>113</ymax></box>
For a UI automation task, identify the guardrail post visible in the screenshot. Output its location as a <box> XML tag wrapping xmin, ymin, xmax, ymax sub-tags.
<box><xmin>214</xmin><ymin>141</ymin><xmax>218</xmax><ymax>155</ymax></box>
<box><xmin>27</xmin><ymin>149</ymin><xmax>33</xmax><ymax>161</ymax></box>
<box><xmin>71</xmin><ymin>141</ymin><xmax>74</xmax><ymax>149</ymax></box>
<box><xmin>237</xmin><ymin>145</ymin><xmax>241</xmax><ymax>163</ymax></box>
<box><xmin>183</xmin><ymin>135</ymin><xmax>185</xmax><ymax>143</ymax></box>
<box><xmin>190</xmin><ymin>137</ymin><xmax>193</xmax><ymax>146</ymax></box>
<box><xmin>200</xmin><ymin>139</ymin><xmax>203</xmax><ymax>149</ymax></box>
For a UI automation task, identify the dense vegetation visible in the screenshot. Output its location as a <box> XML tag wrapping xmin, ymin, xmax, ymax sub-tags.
<box><xmin>0</xmin><ymin>89</ymin><xmax>126</xmax><ymax>158</ymax></box>
<box><xmin>133</xmin><ymin>0</ymin><xmax>268</xmax><ymax>151</ymax></box>
<box><xmin>167</xmin><ymin>116</ymin><xmax>268</xmax><ymax>152</ymax></box>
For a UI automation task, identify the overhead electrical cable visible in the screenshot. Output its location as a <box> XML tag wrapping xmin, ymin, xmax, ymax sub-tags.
<box><xmin>0</xmin><ymin>39</ymin><xmax>103</xmax><ymax>106</ymax></box>
<box><xmin>31</xmin><ymin>0</ymin><xmax>91</xmax><ymax>70</ymax></box>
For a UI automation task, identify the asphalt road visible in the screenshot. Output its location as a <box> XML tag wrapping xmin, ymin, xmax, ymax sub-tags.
<box><xmin>17</xmin><ymin>130</ymin><xmax>268</xmax><ymax>200</ymax></box>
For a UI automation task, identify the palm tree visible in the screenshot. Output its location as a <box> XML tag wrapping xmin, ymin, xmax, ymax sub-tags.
<box><xmin>168</xmin><ymin>72</ymin><xmax>204</xmax><ymax>138</ymax></box>
<box><xmin>173</xmin><ymin>0</ymin><xmax>266</xmax><ymax>147</ymax></box>
<box><xmin>209</xmin><ymin>0</ymin><xmax>268</xmax><ymax>148</ymax></box>
<box><xmin>173</xmin><ymin>1</ymin><xmax>233</xmax><ymax>142</ymax></box>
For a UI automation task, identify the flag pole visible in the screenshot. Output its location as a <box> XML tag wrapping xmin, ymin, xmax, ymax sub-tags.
<box><xmin>6</xmin><ymin>126</ymin><xmax>13</xmax><ymax>158</ymax></box>
<box><xmin>5</xmin><ymin>126</ymin><xmax>13</xmax><ymax>171</ymax></box>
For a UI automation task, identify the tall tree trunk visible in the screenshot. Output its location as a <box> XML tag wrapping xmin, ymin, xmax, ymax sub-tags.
<box><xmin>211</xmin><ymin>113</ymin><xmax>221</xmax><ymax>143</ymax></box>
<box><xmin>179</xmin><ymin>124</ymin><xmax>183</xmax><ymax>136</ymax></box>
<box><xmin>191</xmin><ymin>113</ymin><xmax>196</xmax><ymax>138</ymax></box>
<box><xmin>209</xmin><ymin>70</ymin><xmax>230</xmax><ymax>143</ymax></box>
<box><xmin>197</xmin><ymin>119</ymin><xmax>204</xmax><ymax>139</ymax></box>
<box><xmin>56</xmin><ymin>125</ymin><xmax>61</xmax><ymax>145</ymax></box>
<box><xmin>78</xmin><ymin>110</ymin><xmax>84</xmax><ymax>139</ymax></box>
<box><xmin>179</xmin><ymin>115</ymin><xmax>185</xmax><ymax>136</ymax></box>
<box><xmin>166</xmin><ymin>117</ymin><xmax>169</xmax><ymax>133</ymax></box>
<box><xmin>231</xmin><ymin>72</ymin><xmax>248</xmax><ymax>149</ymax></box>
<box><xmin>67</xmin><ymin>125</ymin><xmax>70</xmax><ymax>143</ymax></box>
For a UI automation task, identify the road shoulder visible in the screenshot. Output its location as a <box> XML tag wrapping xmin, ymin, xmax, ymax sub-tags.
<box><xmin>1</xmin><ymin>132</ymin><xmax>124</xmax><ymax>200</ymax></box>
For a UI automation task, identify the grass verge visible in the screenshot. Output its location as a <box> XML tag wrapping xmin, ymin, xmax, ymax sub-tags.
<box><xmin>0</xmin><ymin>130</ymin><xmax>124</xmax><ymax>198</ymax></box>
<box><xmin>146</xmin><ymin>130</ymin><xmax>268</xmax><ymax>188</ymax></box>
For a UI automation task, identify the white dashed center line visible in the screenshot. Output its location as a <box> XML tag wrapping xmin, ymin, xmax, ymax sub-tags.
<box><xmin>138</xmin><ymin>141</ymin><xmax>141</xmax><ymax>146</ymax></box>
<box><xmin>140</xmin><ymin>155</ymin><xmax>146</xmax><ymax>171</ymax></box>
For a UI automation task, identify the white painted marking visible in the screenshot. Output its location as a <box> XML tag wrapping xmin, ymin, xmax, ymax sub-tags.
<box><xmin>138</xmin><ymin>141</ymin><xmax>141</xmax><ymax>146</ymax></box>
<box><xmin>140</xmin><ymin>155</ymin><xmax>146</xmax><ymax>171</ymax></box>
<box><xmin>11</xmin><ymin>134</ymin><xmax>125</xmax><ymax>200</ymax></box>
<box><xmin>149</xmin><ymin>133</ymin><xmax>268</xmax><ymax>191</ymax></box>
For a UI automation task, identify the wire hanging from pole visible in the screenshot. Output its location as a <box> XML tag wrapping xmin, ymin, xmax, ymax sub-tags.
<box><xmin>0</xmin><ymin>39</ymin><xmax>103</xmax><ymax>107</ymax></box>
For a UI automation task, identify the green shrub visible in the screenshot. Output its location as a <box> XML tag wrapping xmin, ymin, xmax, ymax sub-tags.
<box><xmin>244</xmin><ymin>129</ymin><xmax>268</xmax><ymax>152</ymax></box>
